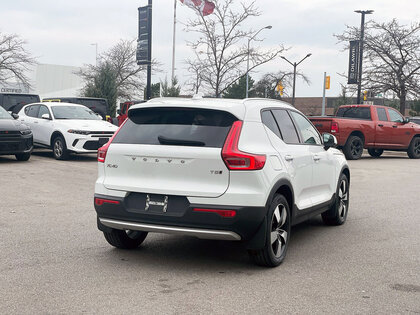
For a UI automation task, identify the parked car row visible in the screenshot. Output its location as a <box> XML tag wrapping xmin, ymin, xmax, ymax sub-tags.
<box><xmin>0</xmin><ymin>101</ymin><xmax>117</xmax><ymax>161</ymax></box>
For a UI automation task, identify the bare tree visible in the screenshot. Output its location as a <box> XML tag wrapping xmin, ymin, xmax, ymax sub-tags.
<box><xmin>0</xmin><ymin>32</ymin><xmax>36</xmax><ymax>87</ymax></box>
<box><xmin>336</xmin><ymin>19</ymin><xmax>420</xmax><ymax>114</ymax></box>
<box><xmin>78</xmin><ymin>39</ymin><xmax>152</xmax><ymax>102</ymax></box>
<box><xmin>184</xmin><ymin>0</ymin><xmax>284</xmax><ymax>97</ymax></box>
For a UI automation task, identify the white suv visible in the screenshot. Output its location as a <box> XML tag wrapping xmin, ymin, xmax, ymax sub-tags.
<box><xmin>94</xmin><ymin>98</ymin><xmax>350</xmax><ymax>267</ymax></box>
<box><xmin>19</xmin><ymin>102</ymin><xmax>117</xmax><ymax>160</ymax></box>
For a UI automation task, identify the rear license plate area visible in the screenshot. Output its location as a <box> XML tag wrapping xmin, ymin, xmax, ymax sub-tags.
<box><xmin>125</xmin><ymin>193</ymin><xmax>190</xmax><ymax>216</ymax></box>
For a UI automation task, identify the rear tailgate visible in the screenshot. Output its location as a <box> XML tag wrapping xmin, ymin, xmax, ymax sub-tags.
<box><xmin>103</xmin><ymin>107</ymin><xmax>238</xmax><ymax>198</ymax></box>
<box><xmin>308</xmin><ymin>117</ymin><xmax>333</xmax><ymax>134</ymax></box>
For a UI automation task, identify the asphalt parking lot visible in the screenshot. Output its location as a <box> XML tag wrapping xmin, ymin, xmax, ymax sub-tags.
<box><xmin>1</xmin><ymin>150</ymin><xmax>419</xmax><ymax>314</ymax></box>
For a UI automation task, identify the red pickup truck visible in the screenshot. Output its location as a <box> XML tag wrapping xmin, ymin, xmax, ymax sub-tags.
<box><xmin>309</xmin><ymin>104</ymin><xmax>420</xmax><ymax>160</ymax></box>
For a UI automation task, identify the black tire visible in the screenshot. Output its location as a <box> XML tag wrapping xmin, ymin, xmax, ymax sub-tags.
<box><xmin>15</xmin><ymin>152</ymin><xmax>31</xmax><ymax>161</ymax></box>
<box><xmin>367</xmin><ymin>148</ymin><xmax>383</xmax><ymax>158</ymax></box>
<box><xmin>103</xmin><ymin>229</ymin><xmax>148</xmax><ymax>249</ymax></box>
<box><xmin>322</xmin><ymin>173</ymin><xmax>349</xmax><ymax>226</ymax></box>
<box><xmin>407</xmin><ymin>137</ymin><xmax>420</xmax><ymax>159</ymax></box>
<box><xmin>248</xmin><ymin>194</ymin><xmax>291</xmax><ymax>267</ymax></box>
<box><xmin>52</xmin><ymin>135</ymin><xmax>69</xmax><ymax>160</ymax></box>
<box><xmin>343</xmin><ymin>135</ymin><xmax>364</xmax><ymax>160</ymax></box>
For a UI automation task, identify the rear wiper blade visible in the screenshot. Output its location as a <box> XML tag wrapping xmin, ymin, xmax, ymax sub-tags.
<box><xmin>158</xmin><ymin>135</ymin><xmax>205</xmax><ymax>147</ymax></box>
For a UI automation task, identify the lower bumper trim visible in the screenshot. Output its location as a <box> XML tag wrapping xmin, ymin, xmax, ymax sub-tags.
<box><xmin>99</xmin><ymin>218</ymin><xmax>241</xmax><ymax>241</ymax></box>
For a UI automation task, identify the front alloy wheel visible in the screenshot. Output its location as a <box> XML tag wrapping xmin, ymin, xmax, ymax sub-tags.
<box><xmin>343</xmin><ymin>135</ymin><xmax>364</xmax><ymax>160</ymax></box>
<box><xmin>53</xmin><ymin>136</ymin><xmax>69</xmax><ymax>160</ymax></box>
<box><xmin>270</xmin><ymin>204</ymin><xmax>288</xmax><ymax>258</ymax></box>
<box><xmin>322</xmin><ymin>174</ymin><xmax>349</xmax><ymax>225</ymax></box>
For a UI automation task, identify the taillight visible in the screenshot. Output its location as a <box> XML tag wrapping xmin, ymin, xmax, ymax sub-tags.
<box><xmin>97</xmin><ymin>118</ymin><xmax>127</xmax><ymax>163</ymax></box>
<box><xmin>222</xmin><ymin>121</ymin><xmax>266</xmax><ymax>170</ymax></box>
<box><xmin>331</xmin><ymin>122</ymin><xmax>339</xmax><ymax>133</ymax></box>
<box><xmin>193</xmin><ymin>208</ymin><xmax>236</xmax><ymax>218</ymax></box>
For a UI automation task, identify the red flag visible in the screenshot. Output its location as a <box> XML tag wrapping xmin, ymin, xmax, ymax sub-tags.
<box><xmin>180</xmin><ymin>0</ymin><xmax>215</xmax><ymax>16</ymax></box>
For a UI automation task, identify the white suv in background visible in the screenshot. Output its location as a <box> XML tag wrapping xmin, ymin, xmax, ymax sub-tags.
<box><xmin>94</xmin><ymin>98</ymin><xmax>350</xmax><ymax>267</ymax></box>
<box><xmin>18</xmin><ymin>102</ymin><xmax>117</xmax><ymax>160</ymax></box>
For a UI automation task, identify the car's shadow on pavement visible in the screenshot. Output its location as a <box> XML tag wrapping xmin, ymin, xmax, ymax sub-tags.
<box><xmin>99</xmin><ymin>217</ymin><xmax>327</xmax><ymax>272</ymax></box>
<box><xmin>32</xmin><ymin>149</ymin><xmax>97</xmax><ymax>161</ymax></box>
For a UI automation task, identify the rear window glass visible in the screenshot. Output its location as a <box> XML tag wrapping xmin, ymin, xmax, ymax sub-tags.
<box><xmin>2</xmin><ymin>94</ymin><xmax>40</xmax><ymax>113</ymax></box>
<box><xmin>113</xmin><ymin>107</ymin><xmax>237</xmax><ymax>148</ymax></box>
<box><xmin>336</xmin><ymin>107</ymin><xmax>371</xmax><ymax>120</ymax></box>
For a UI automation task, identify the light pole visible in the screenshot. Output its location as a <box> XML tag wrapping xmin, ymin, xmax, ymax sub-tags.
<box><xmin>246</xmin><ymin>25</ymin><xmax>272</xmax><ymax>98</ymax></box>
<box><xmin>355</xmin><ymin>10</ymin><xmax>374</xmax><ymax>104</ymax></box>
<box><xmin>280</xmin><ymin>53</ymin><xmax>312</xmax><ymax>106</ymax></box>
<box><xmin>90</xmin><ymin>43</ymin><xmax>98</xmax><ymax>66</ymax></box>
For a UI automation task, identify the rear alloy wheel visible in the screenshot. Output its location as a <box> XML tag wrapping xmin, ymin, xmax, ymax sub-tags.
<box><xmin>15</xmin><ymin>152</ymin><xmax>31</xmax><ymax>161</ymax></box>
<box><xmin>103</xmin><ymin>229</ymin><xmax>148</xmax><ymax>249</ymax></box>
<box><xmin>367</xmin><ymin>148</ymin><xmax>383</xmax><ymax>158</ymax></box>
<box><xmin>407</xmin><ymin>137</ymin><xmax>420</xmax><ymax>159</ymax></box>
<box><xmin>322</xmin><ymin>174</ymin><xmax>349</xmax><ymax>225</ymax></box>
<box><xmin>343</xmin><ymin>135</ymin><xmax>364</xmax><ymax>160</ymax></box>
<box><xmin>53</xmin><ymin>136</ymin><xmax>69</xmax><ymax>160</ymax></box>
<box><xmin>248</xmin><ymin>194</ymin><xmax>291</xmax><ymax>267</ymax></box>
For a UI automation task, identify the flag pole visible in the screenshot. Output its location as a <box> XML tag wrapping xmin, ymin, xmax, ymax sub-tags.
<box><xmin>171</xmin><ymin>0</ymin><xmax>177</xmax><ymax>83</ymax></box>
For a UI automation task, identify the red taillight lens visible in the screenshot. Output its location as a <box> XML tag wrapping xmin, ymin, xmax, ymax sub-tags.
<box><xmin>98</xmin><ymin>119</ymin><xmax>127</xmax><ymax>163</ymax></box>
<box><xmin>94</xmin><ymin>198</ymin><xmax>120</xmax><ymax>206</ymax></box>
<box><xmin>222</xmin><ymin>121</ymin><xmax>266</xmax><ymax>170</ymax></box>
<box><xmin>193</xmin><ymin>208</ymin><xmax>236</xmax><ymax>218</ymax></box>
<box><xmin>331</xmin><ymin>122</ymin><xmax>339</xmax><ymax>133</ymax></box>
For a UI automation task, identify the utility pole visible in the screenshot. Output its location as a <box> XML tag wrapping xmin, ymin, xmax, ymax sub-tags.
<box><xmin>321</xmin><ymin>72</ymin><xmax>326</xmax><ymax>116</ymax></box>
<box><xmin>171</xmin><ymin>0</ymin><xmax>177</xmax><ymax>82</ymax></box>
<box><xmin>281</xmin><ymin>53</ymin><xmax>312</xmax><ymax>106</ymax></box>
<box><xmin>146</xmin><ymin>0</ymin><xmax>153</xmax><ymax>100</ymax></box>
<box><xmin>355</xmin><ymin>10</ymin><xmax>373</xmax><ymax>104</ymax></box>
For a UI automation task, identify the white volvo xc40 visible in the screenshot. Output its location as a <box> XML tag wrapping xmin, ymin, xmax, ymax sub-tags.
<box><xmin>94</xmin><ymin>98</ymin><xmax>350</xmax><ymax>267</ymax></box>
<box><xmin>19</xmin><ymin>102</ymin><xmax>117</xmax><ymax>160</ymax></box>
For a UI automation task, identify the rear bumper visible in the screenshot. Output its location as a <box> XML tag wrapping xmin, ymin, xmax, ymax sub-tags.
<box><xmin>94</xmin><ymin>193</ymin><xmax>267</xmax><ymax>241</ymax></box>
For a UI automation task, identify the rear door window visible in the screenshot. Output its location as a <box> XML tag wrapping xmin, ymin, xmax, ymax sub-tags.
<box><xmin>113</xmin><ymin>107</ymin><xmax>237</xmax><ymax>148</ymax></box>
<box><xmin>271</xmin><ymin>109</ymin><xmax>300</xmax><ymax>144</ymax></box>
<box><xmin>336</xmin><ymin>107</ymin><xmax>371</xmax><ymax>120</ymax></box>
<box><xmin>376</xmin><ymin>108</ymin><xmax>388</xmax><ymax>121</ymax></box>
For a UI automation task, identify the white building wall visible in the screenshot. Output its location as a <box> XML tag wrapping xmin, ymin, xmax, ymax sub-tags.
<box><xmin>35</xmin><ymin>64</ymin><xmax>84</xmax><ymax>99</ymax></box>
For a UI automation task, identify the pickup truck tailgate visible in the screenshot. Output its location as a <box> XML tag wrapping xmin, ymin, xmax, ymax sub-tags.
<box><xmin>309</xmin><ymin>117</ymin><xmax>332</xmax><ymax>134</ymax></box>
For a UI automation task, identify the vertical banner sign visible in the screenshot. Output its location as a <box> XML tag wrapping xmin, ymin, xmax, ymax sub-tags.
<box><xmin>348</xmin><ymin>40</ymin><xmax>359</xmax><ymax>84</ymax></box>
<box><xmin>325</xmin><ymin>76</ymin><xmax>330</xmax><ymax>89</ymax></box>
<box><xmin>137</xmin><ymin>6</ymin><xmax>152</xmax><ymax>65</ymax></box>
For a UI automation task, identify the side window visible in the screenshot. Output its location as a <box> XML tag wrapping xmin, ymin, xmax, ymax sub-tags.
<box><xmin>38</xmin><ymin>105</ymin><xmax>50</xmax><ymax>118</ymax></box>
<box><xmin>387</xmin><ymin>108</ymin><xmax>403</xmax><ymax>123</ymax></box>
<box><xmin>25</xmin><ymin>105</ymin><xmax>40</xmax><ymax>118</ymax></box>
<box><xmin>272</xmin><ymin>109</ymin><xmax>300</xmax><ymax>144</ymax></box>
<box><xmin>376</xmin><ymin>108</ymin><xmax>388</xmax><ymax>121</ymax></box>
<box><xmin>261</xmin><ymin>110</ymin><xmax>281</xmax><ymax>138</ymax></box>
<box><xmin>289</xmin><ymin>111</ymin><xmax>322</xmax><ymax>145</ymax></box>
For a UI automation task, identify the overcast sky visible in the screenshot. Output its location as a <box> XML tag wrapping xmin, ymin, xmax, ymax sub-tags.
<box><xmin>1</xmin><ymin>0</ymin><xmax>419</xmax><ymax>97</ymax></box>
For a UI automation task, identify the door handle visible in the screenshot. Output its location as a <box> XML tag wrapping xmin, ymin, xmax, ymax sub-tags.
<box><xmin>378</xmin><ymin>124</ymin><xmax>384</xmax><ymax>127</ymax></box>
<box><xmin>34</xmin><ymin>121</ymin><xmax>39</xmax><ymax>124</ymax></box>
<box><xmin>284</xmin><ymin>155</ymin><xmax>294</xmax><ymax>162</ymax></box>
<box><xmin>313</xmin><ymin>154</ymin><xmax>321</xmax><ymax>161</ymax></box>
<box><xmin>392</xmin><ymin>125</ymin><xmax>397</xmax><ymax>128</ymax></box>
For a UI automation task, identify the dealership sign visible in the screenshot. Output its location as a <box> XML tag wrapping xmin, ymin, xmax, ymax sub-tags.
<box><xmin>136</xmin><ymin>5</ymin><xmax>152</xmax><ymax>65</ymax></box>
<box><xmin>348</xmin><ymin>40</ymin><xmax>359</xmax><ymax>84</ymax></box>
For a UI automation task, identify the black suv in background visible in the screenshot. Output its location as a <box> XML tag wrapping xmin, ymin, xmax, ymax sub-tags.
<box><xmin>0</xmin><ymin>93</ymin><xmax>40</xmax><ymax>114</ymax></box>
<box><xmin>42</xmin><ymin>97</ymin><xmax>109</xmax><ymax>120</ymax></box>
<box><xmin>0</xmin><ymin>106</ymin><xmax>33</xmax><ymax>161</ymax></box>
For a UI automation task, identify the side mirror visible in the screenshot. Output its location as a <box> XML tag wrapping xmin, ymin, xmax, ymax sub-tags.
<box><xmin>116</xmin><ymin>109</ymin><xmax>120</xmax><ymax>115</ymax></box>
<box><xmin>403</xmin><ymin>117</ymin><xmax>410</xmax><ymax>124</ymax></box>
<box><xmin>323</xmin><ymin>133</ymin><xmax>337</xmax><ymax>150</ymax></box>
<box><xmin>41</xmin><ymin>113</ymin><xmax>51</xmax><ymax>120</ymax></box>
<box><xmin>12</xmin><ymin>113</ymin><xmax>19</xmax><ymax>120</ymax></box>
